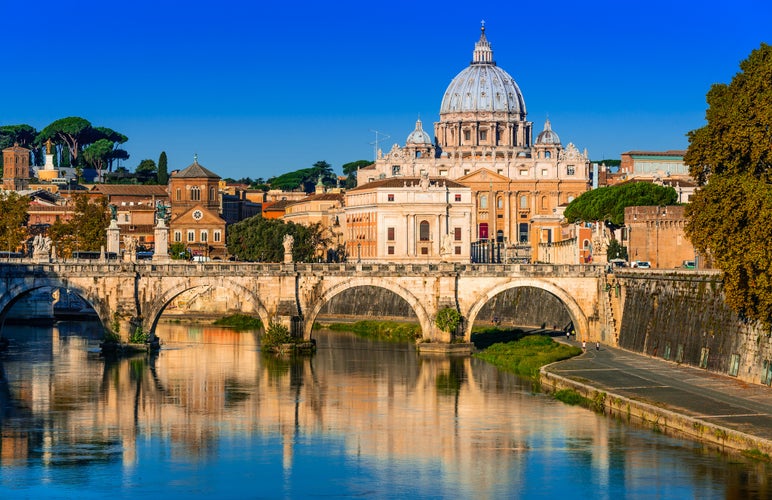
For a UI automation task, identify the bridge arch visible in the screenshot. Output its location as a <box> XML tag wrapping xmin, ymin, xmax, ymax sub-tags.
<box><xmin>302</xmin><ymin>277</ymin><xmax>432</xmax><ymax>340</ymax></box>
<box><xmin>463</xmin><ymin>279</ymin><xmax>590</xmax><ymax>341</ymax></box>
<box><xmin>0</xmin><ymin>279</ymin><xmax>110</xmax><ymax>333</ymax></box>
<box><xmin>143</xmin><ymin>278</ymin><xmax>271</xmax><ymax>337</ymax></box>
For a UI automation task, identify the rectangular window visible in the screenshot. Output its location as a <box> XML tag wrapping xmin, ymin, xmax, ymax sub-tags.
<box><xmin>439</xmin><ymin>170</ymin><xmax>448</xmax><ymax>176</ymax></box>
<box><xmin>421</xmin><ymin>247</ymin><xmax>429</xmax><ymax>255</ymax></box>
<box><xmin>187</xmin><ymin>230</ymin><xmax>195</xmax><ymax>242</ymax></box>
<box><xmin>387</xmin><ymin>246</ymin><xmax>394</xmax><ymax>255</ymax></box>
<box><xmin>464</xmin><ymin>169</ymin><xmax>470</xmax><ymax>175</ymax></box>
<box><xmin>520</xmin><ymin>169</ymin><xmax>528</xmax><ymax>176</ymax></box>
<box><xmin>480</xmin><ymin>130</ymin><xmax>487</xmax><ymax>141</ymax></box>
<box><xmin>567</xmin><ymin>165</ymin><xmax>576</xmax><ymax>175</ymax></box>
<box><xmin>176</xmin><ymin>188</ymin><xmax>181</xmax><ymax>201</ymax></box>
<box><xmin>214</xmin><ymin>231</ymin><xmax>221</xmax><ymax>242</ymax></box>
<box><xmin>392</xmin><ymin>165</ymin><xmax>400</xmax><ymax>176</ymax></box>
<box><xmin>497</xmin><ymin>169</ymin><xmax>503</xmax><ymax>175</ymax></box>
<box><xmin>387</xmin><ymin>227</ymin><xmax>395</xmax><ymax>241</ymax></box>
<box><xmin>387</xmin><ymin>194</ymin><xmax>395</xmax><ymax>202</ymax></box>
<box><xmin>201</xmin><ymin>230</ymin><xmax>208</xmax><ymax>242</ymax></box>
<box><xmin>455</xmin><ymin>194</ymin><xmax>461</xmax><ymax>202</ymax></box>
<box><xmin>174</xmin><ymin>231</ymin><xmax>182</xmax><ymax>243</ymax></box>
<box><xmin>541</xmin><ymin>169</ymin><xmax>548</xmax><ymax>177</ymax></box>
<box><xmin>464</xmin><ymin>130</ymin><xmax>470</xmax><ymax>141</ymax></box>
<box><xmin>454</xmin><ymin>246</ymin><xmax>461</xmax><ymax>255</ymax></box>
<box><xmin>454</xmin><ymin>227</ymin><xmax>462</xmax><ymax>241</ymax></box>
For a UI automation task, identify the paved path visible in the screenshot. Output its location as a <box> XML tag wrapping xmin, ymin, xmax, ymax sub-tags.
<box><xmin>547</xmin><ymin>338</ymin><xmax>772</xmax><ymax>441</ymax></box>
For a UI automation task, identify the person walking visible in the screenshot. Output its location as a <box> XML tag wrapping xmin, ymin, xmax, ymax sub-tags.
<box><xmin>582</xmin><ymin>341</ymin><xmax>586</xmax><ymax>351</ymax></box>
<box><xmin>566</xmin><ymin>329</ymin><xmax>571</xmax><ymax>341</ymax></box>
<box><xmin>596</xmin><ymin>341</ymin><xmax>600</xmax><ymax>351</ymax></box>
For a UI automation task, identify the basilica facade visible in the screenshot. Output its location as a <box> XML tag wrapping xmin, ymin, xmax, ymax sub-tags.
<box><xmin>353</xmin><ymin>24</ymin><xmax>591</xmax><ymax>262</ymax></box>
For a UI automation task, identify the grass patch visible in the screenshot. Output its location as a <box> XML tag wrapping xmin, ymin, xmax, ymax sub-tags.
<box><xmin>213</xmin><ymin>314</ymin><xmax>263</xmax><ymax>330</ymax></box>
<box><xmin>553</xmin><ymin>388</ymin><xmax>589</xmax><ymax>406</ymax></box>
<box><xmin>742</xmin><ymin>448</ymin><xmax>771</xmax><ymax>462</ymax></box>
<box><xmin>327</xmin><ymin>320</ymin><xmax>421</xmax><ymax>342</ymax></box>
<box><xmin>474</xmin><ymin>334</ymin><xmax>582</xmax><ymax>378</ymax></box>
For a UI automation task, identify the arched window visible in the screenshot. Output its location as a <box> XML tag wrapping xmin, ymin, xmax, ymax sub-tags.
<box><xmin>191</xmin><ymin>186</ymin><xmax>201</xmax><ymax>201</ymax></box>
<box><xmin>480</xmin><ymin>195</ymin><xmax>488</xmax><ymax>209</ymax></box>
<box><xmin>209</xmin><ymin>187</ymin><xmax>216</xmax><ymax>201</ymax></box>
<box><xmin>497</xmin><ymin>197</ymin><xmax>503</xmax><ymax>209</ymax></box>
<box><xmin>583</xmin><ymin>239</ymin><xmax>591</xmax><ymax>249</ymax></box>
<box><xmin>541</xmin><ymin>196</ymin><xmax>548</xmax><ymax>209</ymax></box>
<box><xmin>545</xmin><ymin>151</ymin><xmax>552</xmax><ymax>159</ymax></box>
<box><xmin>419</xmin><ymin>220</ymin><xmax>430</xmax><ymax>241</ymax></box>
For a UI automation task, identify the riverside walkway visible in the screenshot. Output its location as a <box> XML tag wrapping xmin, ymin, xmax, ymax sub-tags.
<box><xmin>543</xmin><ymin>339</ymin><xmax>772</xmax><ymax>453</ymax></box>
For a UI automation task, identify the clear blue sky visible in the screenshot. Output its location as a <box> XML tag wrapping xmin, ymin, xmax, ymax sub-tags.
<box><xmin>3</xmin><ymin>0</ymin><xmax>770</xmax><ymax>181</ymax></box>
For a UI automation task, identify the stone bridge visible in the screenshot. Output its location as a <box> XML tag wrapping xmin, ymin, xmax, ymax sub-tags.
<box><xmin>0</xmin><ymin>261</ymin><xmax>609</xmax><ymax>343</ymax></box>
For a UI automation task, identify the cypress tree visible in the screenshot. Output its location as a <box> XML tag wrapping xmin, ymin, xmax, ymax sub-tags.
<box><xmin>158</xmin><ymin>151</ymin><xmax>168</xmax><ymax>185</ymax></box>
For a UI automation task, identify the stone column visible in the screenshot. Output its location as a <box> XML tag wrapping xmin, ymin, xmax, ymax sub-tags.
<box><xmin>106</xmin><ymin>220</ymin><xmax>120</xmax><ymax>256</ymax></box>
<box><xmin>153</xmin><ymin>220</ymin><xmax>170</xmax><ymax>262</ymax></box>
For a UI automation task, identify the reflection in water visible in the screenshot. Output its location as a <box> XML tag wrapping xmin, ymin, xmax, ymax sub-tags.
<box><xmin>0</xmin><ymin>320</ymin><xmax>770</xmax><ymax>498</ymax></box>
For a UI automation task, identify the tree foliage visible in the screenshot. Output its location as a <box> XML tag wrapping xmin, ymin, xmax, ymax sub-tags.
<box><xmin>82</xmin><ymin>139</ymin><xmax>115</xmax><ymax>181</ymax></box>
<box><xmin>158</xmin><ymin>151</ymin><xmax>169</xmax><ymax>185</ymax></box>
<box><xmin>342</xmin><ymin>159</ymin><xmax>372</xmax><ymax>188</ymax></box>
<box><xmin>135</xmin><ymin>159</ymin><xmax>158</xmax><ymax>184</ymax></box>
<box><xmin>606</xmin><ymin>239</ymin><xmax>628</xmax><ymax>261</ymax></box>
<box><xmin>435</xmin><ymin>307</ymin><xmax>462</xmax><ymax>334</ymax></box>
<box><xmin>38</xmin><ymin>117</ymin><xmax>92</xmax><ymax>164</ymax></box>
<box><xmin>563</xmin><ymin>182</ymin><xmax>678</xmax><ymax>227</ymax></box>
<box><xmin>0</xmin><ymin>125</ymin><xmax>38</xmax><ymax>170</ymax></box>
<box><xmin>48</xmin><ymin>194</ymin><xmax>110</xmax><ymax>257</ymax></box>
<box><xmin>0</xmin><ymin>192</ymin><xmax>30</xmax><ymax>253</ymax></box>
<box><xmin>226</xmin><ymin>216</ymin><xmax>328</xmax><ymax>262</ymax></box>
<box><xmin>685</xmin><ymin>43</ymin><xmax>772</xmax><ymax>185</ymax></box>
<box><xmin>268</xmin><ymin>160</ymin><xmax>336</xmax><ymax>192</ymax></box>
<box><xmin>684</xmin><ymin>43</ymin><xmax>772</xmax><ymax>326</ymax></box>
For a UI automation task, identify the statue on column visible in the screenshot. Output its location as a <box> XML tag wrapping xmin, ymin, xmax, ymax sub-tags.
<box><xmin>283</xmin><ymin>234</ymin><xmax>294</xmax><ymax>264</ymax></box>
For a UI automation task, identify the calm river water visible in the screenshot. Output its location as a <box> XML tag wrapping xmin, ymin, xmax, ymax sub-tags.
<box><xmin>0</xmin><ymin>320</ymin><xmax>770</xmax><ymax>499</ymax></box>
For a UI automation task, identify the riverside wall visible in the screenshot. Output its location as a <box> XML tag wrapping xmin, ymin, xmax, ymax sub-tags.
<box><xmin>612</xmin><ymin>271</ymin><xmax>772</xmax><ymax>386</ymax></box>
<box><xmin>540</xmin><ymin>369</ymin><xmax>772</xmax><ymax>456</ymax></box>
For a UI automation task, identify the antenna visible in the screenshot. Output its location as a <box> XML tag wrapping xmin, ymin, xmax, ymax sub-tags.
<box><xmin>369</xmin><ymin>130</ymin><xmax>390</xmax><ymax>161</ymax></box>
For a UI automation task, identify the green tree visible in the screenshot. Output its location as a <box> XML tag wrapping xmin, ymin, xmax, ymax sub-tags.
<box><xmin>342</xmin><ymin>159</ymin><xmax>372</xmax><ymax>188</ymax></box>
<box><xmin>0</xmin><ymin>192</ymin><xmax>30</xmax><ymax>253</ymax></box>
<box><xmin>82</xmin><ymin>139</ymin><xmax>115</xmax><ymax>181</ymax></box>
<box><xmin>0</xmin><ymin>125</ymin><xmax>38</xmax><ymax>170</ymax></box>
<box><xmin>227</xmin><ymin>216</ymin><xmax>328</xmax><ymax>262</ymax></box>
<box><xmin>38</xmin><ymin>117</ymin><xmax>93</xmax><ymax>166</ymax></box>
<box><xmin>49</xmin><ymin>194</ymin><xmax>110</xmax><ymax>257</ymax></box>
<box><xmin>158</xmin><ymin>151</ymin><xmax>169</xmax><ymax>185</ymax></box>
<box><xmin>435</xmin><ymin>307</ymin><xmax>462</xmax><ymax>334</ymax></box>
<box><xmin>135</xmin><ymin>159</ymin><xmax>158</xmax><ymax>184</ymax></box>
<box><xmin>684</xmin><ymin>43</ymin><xmax>772</xmax><ymax>326</ymax></box>
<box><xmin>91</xmin><ymin>127</ymin><xmax>129</xmax><ymax>173</ymax></box>
<box><xmin>606</xmin><ymin>239</ymin><xmax>628</xmax><ymax>261</ymax></box>
<box><xmin>564</xmin><ymin>182</ymin><xmax>678</xmax><ymax>228</ymax></box>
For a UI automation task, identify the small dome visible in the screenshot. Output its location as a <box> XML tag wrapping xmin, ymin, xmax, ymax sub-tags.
<box><xmin>406</xmin><ymin>118</ymin><xmax>432</xmax><ymax>145</ymax></box>
<box><xmin>535</xmin><ymin>118</ymin><xmax>561</xmax><ymax>145</ymax></box>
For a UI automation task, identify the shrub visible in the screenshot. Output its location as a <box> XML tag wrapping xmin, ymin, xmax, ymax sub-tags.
<box><xmin>435</xmin><ymin>307</ymin><xmax>461</xmax><ymax>333</ymax></box>
<box><xmin>262</xmin><ymin>322</ymin><xmax>292</xmax><ymax>349</ymax></box>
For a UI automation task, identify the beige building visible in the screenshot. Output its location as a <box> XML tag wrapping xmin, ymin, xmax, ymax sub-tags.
<box><xmin>283</xmin><ymin>188</ymin><xmax>345</xmax><ymax>261</ymax></box>
<box><xmin>624</xmin><ymin>205</ymin><xmax>699</xmax><ymax>269</ymax></box>
<box><xmin>356</xmin><ymin>25</ymin><xmax>590</xmax><ymax>261</ymax></box>
<box><xmin>345</xmin><ymin>176</ymin><xmax>472</xmax><ymax>262</ymax></box>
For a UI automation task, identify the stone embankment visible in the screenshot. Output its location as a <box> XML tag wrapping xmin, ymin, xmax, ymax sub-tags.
<box><xmin>540</xmin><ymin>342</ymin><xmax>772</xmax><ymax>457</ymax></box>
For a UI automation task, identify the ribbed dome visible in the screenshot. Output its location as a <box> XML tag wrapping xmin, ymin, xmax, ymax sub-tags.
<box><xmin>535</xmin><ymin>118</ymin><xmax>561</xmax><ymax>145</ymax></box>
<box><xmin>439</xmin><ymin>25</ymin><xmax>526</xmax><ymax>116</ymax></box>
<box><xmin>406</xmin><ymin>118</ymin><xmax>432</xmax><ymax>145</ymax></box>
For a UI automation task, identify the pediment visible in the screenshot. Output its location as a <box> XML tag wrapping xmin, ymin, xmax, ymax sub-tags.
<box><xmin>456</xmin><ymin>168</ymin><xmax>511</xmax><ymax>185</ymax></box>
<box><xmin>170</xmin><ymin>205</ymin><xmax>225</xmax><ymax>226</ymax></box>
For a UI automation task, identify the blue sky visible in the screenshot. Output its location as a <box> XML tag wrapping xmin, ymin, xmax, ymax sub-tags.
<box><xmin>3</xmin><ymin>0</ymin><xmax>770</xmax><ymax>181</ymax></box>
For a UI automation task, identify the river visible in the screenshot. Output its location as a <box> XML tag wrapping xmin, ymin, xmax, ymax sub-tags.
<box><xmin>0</xmin><ymin>320</ymin><xmax>770</xmax><ymax>499</ymax></box>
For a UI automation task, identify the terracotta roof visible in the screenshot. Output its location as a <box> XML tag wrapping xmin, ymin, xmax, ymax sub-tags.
<box><xmin>286</xmin><ymin>193</ymin><xmax>343</xmax><ymax>207</ymax></box>
<box><xmin>173</xmin><ymin>160</ymin><xmax>220</xmax><ymax>179</ymax></box>
<box><xmin>91</xmin><ymin>184</ymin><xmax>169</xmax><ymax>196</ymax></box>
<box><xmin>263</xmin><ymin>199</ymin><xmax>294</xmax><ymax>211</ymax></box>
<box><xmin>350</xmin><ymin>177</ymin><xmax>468</xmax><ymax>191</ymax></box>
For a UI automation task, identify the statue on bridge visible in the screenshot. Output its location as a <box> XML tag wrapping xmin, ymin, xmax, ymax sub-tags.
<box><xmin>283</xmin><ymin>234</ymin><xmax>294</xmax><ymax>264</ymax></box>
<box><xmin>32</xmin><ymin>235</ymin><xmax>52</xmax><ymax>260</ymax></box>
